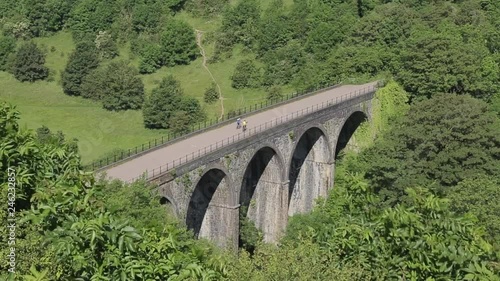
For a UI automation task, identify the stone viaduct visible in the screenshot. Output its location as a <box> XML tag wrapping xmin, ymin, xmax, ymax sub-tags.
<box><xmin>141</xmin><ymin>87</ymin><xmax>377</xmax><ymax>250</ymax></box>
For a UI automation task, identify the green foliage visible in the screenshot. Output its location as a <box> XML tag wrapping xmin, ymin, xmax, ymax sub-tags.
<box><xmin>0</xmin><ymin>102</ymin><xmax>81</xmax><ymax>277</ymax></box>
<box><xmin>61</xmin><ymin>41</ymin><xmax>99</xmax><ymax>96</ymax></box>
<box><xmin>262</xmin><ymin>40</ymin><xmax>306</xmax><ymax>86</ymax></box>
<box><xmin>10</xmin><ymin>41</ymin><xmax>49</xmax><ymax>82</ymax></box>
<box><xmin>143</xmin><ymin>75</ymin><xmax>183</xmax><ymax>129</ymax></box>
<box><xmin>132</xmin><ymin>1</ymin><xmax>163</xmax><ymax>33</ymax></box>
<box><xmin>256</xmin><ymin>0</ymin><xmax>293</xmax><ymax>56</ymax></box>
<box><xmin>0</xmin><ymin>36</ymin><xmax>16</xmax><ymax>71</ymax></box>
<box><xmin>231</xmin><ymin>59</ymin><xmax>260</xmax><ymax>89</ymax></box>
<box><xmin>351</xmin><ymin>80</ymin><xmax>410</xmax><ymax>150</ymax></box>
<box><xmin>0</xmin><ymin>102</ymin><xmax>227</xmax><ymax>279</ymax></box>
<box><xmin>36</xmin><ymin>125</ymin><xmax>78</xmax><ymax>152</ymax></box>
<box><xmin>25</xmin><ymin>0</ymin><xmax>71</xmax><ymax>37</ymax></box>
<box><xmin>448</xmin><ymin>175</ymin><xmax>500</xmax><ymax>244</ymax></box>
<box><xmin>94</xmin><ymin>31</ymin><xmax>118</xmax><ymax>59</ymax></box>
<box><xmin>363</xmin><ymin>93</ymin><xmax>500</xmax><ymax>206</ymax></box>
<box><xmin>160</xmin><ymin>20</ymin><xmax>198</xmax><ymax>67</ymax></box>
<box><xmin>218</xmin><ymin>0</ymin><xmax>260</xmax><ymax>49</ymax></box>
<box><xmin>491</xmin><ymin>93</ymin><xmax>500</xmax><ymax>115</ymax></box>
<box><xmin>169</xmin><ymin>110</ymin><xmax>192</xmax><ymax>135</ymax></box>
<box><xmin>69</xmin><ymin>0</ymin><xmax>118</xmax><ymax>41</ymax></box>
<box><xmin>203</xmin><ymin>83</ymin><xmax>219</xmax><ymax>104</ymax></box>
<box><xmin>286</xmin><ymin>170</ymin><xmax>499</xmax><ymax>280</ymax></box>
<box><xmin>81</xmin><ymin>61</ymin><xmax>144</xmax><ymax>111</ymax></box>
<box><xmin>185</xmin><ymin>0</ymin><xmax>229</xmax><ymax>17</ymax></box>
<box><xmin>229</xmin><ymin>238</ymin><xmax>369</xmax><ymax>281</ymax></box>
<box><xmin>178</xmin><ymin>96</ymin><xmax>205</xmax><ymax>122</ymax></box>
<box><xmin>138</xmin><ymin>43</ymin><xmax>162</xmax><ymax>74</ymax></box>
<box><xmin>266</xmin><ymin>85</ymin><xmax>283</xmax><ymax>101</ymax></box>
<box><xmin>143</xmin><ymin>75</ymin><xmax>204</xmax><ymax>129</ymax></box>
<box><xmin>238</xmin><ymin>206</ymin><xmax>262</xmax><ymax>253</ymax></box>
<box><xmin>398</xmin><ymin>29</ymin><xmax>500</xmax><ymax>100</ymax></box>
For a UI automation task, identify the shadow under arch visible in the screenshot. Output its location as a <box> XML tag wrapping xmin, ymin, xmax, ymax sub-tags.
<box><xmin>288</xmin><ymin>127</ymin><xmax>331</xmax><ymax>215</ymax></box>
<box><xmin>160</xmin><ymin>196</ymin><xmax>172</xmax><ymax>205</ymax></box>
<box><xmin>240</xmin><ymin>146</ymin><xmax>285</xmax><ymax>243</ymax></box>
<box><xmin>335</xmin><ymin>111</ymin><xmax>368</xmax><ymax>159</ymax></box>
<box><xmin>186</xmin><ymin>168</ymin><xmax>228</xmax><ymax>237</ymax></box>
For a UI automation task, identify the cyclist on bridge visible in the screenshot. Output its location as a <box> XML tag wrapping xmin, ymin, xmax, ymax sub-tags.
<box><xmin>242</xmin><ymin>119</ymin><xmax>247</xmax><ymax>131</ymax></box>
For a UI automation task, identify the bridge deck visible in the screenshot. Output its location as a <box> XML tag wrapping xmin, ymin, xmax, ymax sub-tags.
<box><xmin>102</xmin><ymin>81</ymin><xmax>378</xmax><ymax>182</ymax></box>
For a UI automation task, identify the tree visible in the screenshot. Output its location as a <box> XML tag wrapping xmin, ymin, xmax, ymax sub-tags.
<box><xmin>448</xmin><ymin>175</ymin><xmax>500</xmax><ymax>244</ymax></box>
<box><xmin>0</xmin><ymin>103</ymin><xmax>227</xmax><ymax>279</ymax></box>
<box><xmin>36</xmin><ymin>125</ymin><xmax>78</xmax><ymax>152</ymax></box>
<box><xmin>94</xmin><ymin>31</ymin><xmax>118</xmax><ymax>59</ymax></box>
<box><xmin>184</xmin><ymin>0</ymin><xmax>229</xmax><ymax>17</ymax></box>
<box><xmin>398</xmin><ymin>29</ymin><xmax>496</xmax><ymax>100</ymax></box>
<box><xmin>138</xmin><ymin>44</ymin><xmax>162</xmax><ymax>74</ymax></box>
<box><xmin>143</xmin><ymin>75</ymin><xmax>203</xmax><ymax>129</ymax></box>
<box><xmin>179</xmin><ymin>96</ymin><xmax>204</xmax><ymax>121</ymax></box>
<box><xmin>62</xmin><ymin>41</ymin><xmax>99</xmax><ymax>96</ymax></box>
<box><xmin>284</xmin><ymin>170</ymin><xmax>500</xmax><ymax>280</ymax></box>
<box><xmin>266</xmin><ymin>85</ymin><xmax>283</xmax><ymax>101</ymax></box>
<box><xmin>143</xmin><ymin>75</ymin><xmax>183</xmax><ymax>129</ymax></box>
<box><xmin>69</xmin><ymin>0</ymin><xmax>118</xmax><ymax>41</ymax></box>
<box><xmin>231</xmin><ymin>59</ymin><xmax>260</xmax><ymax>89</ymax></box>
<box><xmin>257</xmin><ymin>0</ymin><xmax>293</xmax><ymax>56</ymax></box>
<box><xmin>262</xmin><ymin>40</ymin><xmax>306</xmax><ymax>86</ymax></box>
<box><xmin>0</xmin><ymin>36</ymin><xmax>16</xmax><ymax>71</ymax></box>
<box><xmin>168</xmin><ymin>110</ymin><xmax>192</xmax><ymax>134</ymax></box>
<box><xmin>363</xmin><ymin>93</ymin><xmax>500</xmax><ymax>206</ymax></box>
<box><xmin>160</xmin><ymin>20</ymin><xmax>198</xmax><ymax>67</ymax></box>
<box><xmin>81</xmin><ymin>61</ymin><xmax>144</xmax><ymax>111</ymax></box>
<box><xmin>25</xmin><ymin>0</ymin><xmax>72</xmax><ymax>36</ymax></box>
<box><xmin>203</xmin><ymin>83</ymin><xmax>219</xmax><ymax>104</ymax></box>
<box><xmin>10</xmin><ymin>42</ymin><xmax>49</xmax><ymax>82</ymax></box>
<box><xmin>132</xmin><ymin>1</ymin><xmax>163</xmax><ymax>33</ymax></box>
<box><xmin>219</xmin><ymin>0</ymin><xmax>260</xmax><ymax>48</ymax></box>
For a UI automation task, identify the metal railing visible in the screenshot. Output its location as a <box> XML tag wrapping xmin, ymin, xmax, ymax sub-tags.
<box><xmin>126</xmin><ymin>84</ymin><xmax>377</xmax><ymax>183</ymax></box>
<box><xmin>85</xmin><ymin>83</ymin><xmax>343</xmax><ymax>171</ymax></box>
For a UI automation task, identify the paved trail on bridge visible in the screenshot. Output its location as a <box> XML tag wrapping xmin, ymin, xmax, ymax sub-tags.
<box><xmin>103</xmin><ymin>81</ymin><xmax>378</xmax><ymax>182</ymax></box>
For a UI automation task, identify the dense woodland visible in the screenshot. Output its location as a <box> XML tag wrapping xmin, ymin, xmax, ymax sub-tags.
<box><xmin>1</xmin><ymin>0</ymin><xmax>500</xmax><ymax>280</ymax></box>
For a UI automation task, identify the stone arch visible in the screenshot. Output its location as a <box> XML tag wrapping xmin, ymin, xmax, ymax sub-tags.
<box><xmin>159</xmin><ymin>196</ymin><xmax>171</xmax><ymax>205</ymax></box>
<box><xmin>186</xmin><ymin>168</ymin><xmax>235</xmax><ymax>247</ymax></box>
<box><xmin>240</xmin><ymin>146</ymin><xmax>287</xmax><ymax>243</ymax></box>
<box><xmin>335</xmin><ymin>111</ymin><xmax>368</xmax><ymax>159</ymax></box>
<box><xmin>288</xmin><ymin>126</ymin><xmax>333</xmax><ymax>215</ymax></box>
<box><xmin>159</xmin><ymin>195</ymin><xmax>178</xmax><ymax>219</ymax></box>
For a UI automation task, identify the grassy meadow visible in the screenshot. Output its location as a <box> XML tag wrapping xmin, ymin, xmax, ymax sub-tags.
<box><xmin>0</xmin><ymin>12</ymin><xmax>285</xmax><ymax>164</ymax></box>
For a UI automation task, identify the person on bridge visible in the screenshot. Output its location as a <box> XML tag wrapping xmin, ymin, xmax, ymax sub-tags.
<box><xmin>236</xmin><ymin>118</ymin><xmax>241</xmax><ymax>129</ymax></box>
<box><xmin>242</xmin><ymin>119</ymin><xmax>247</xmax><ymax>131</ymax></box>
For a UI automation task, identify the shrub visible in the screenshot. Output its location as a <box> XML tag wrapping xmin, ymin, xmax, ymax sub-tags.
<box><xmin>231</xmin><ymin>59</ymin><xmax>260</xmax><ymax>89</ymax></box>
<box><xmin>203</xmin><ymin>83</ymin><xmax>219</xmax><ymax>104</ymax></box>
<box><xmin>143</xmin><ymin>75</ymin><xmax>183</xmax><ymax>129</ymax></box>
<box><xmin>10</xmin><ymin>42</ymin><xmax>49</xmax><ymax>82</ymax></box>
<box><xmin>81</xmin><ymin>61</ymin><xmax>144</xmax><ymax>111</ymax></box>
<box><xmin>143</xmin><ymin>75</ymin><xmax>204</xmax><ymax>129</ymax></box>
<box><xmin>266</xmin><ymin>85</ymin><xmax>283</xmax><ymax>101</ymax></box>
<box><xmin>61</xmin><ymin>41</ymin><xmax>99</xmax><ymax>96</ymax></box>
<box><xmin>0</xmin><ymin>36</ymin><xmax>16</xmax><ymax>71</ymax></box>
<box><xmin>160</xmin><ymin>20</ymin><xmax>198</xmax><ymax>67</ymax></box>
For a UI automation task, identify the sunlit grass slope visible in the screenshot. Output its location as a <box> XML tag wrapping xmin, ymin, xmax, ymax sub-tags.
<box><xmin>0</xmin><ymin>12</ymin><xmax>280</xmax><ymax>164</ymax></box>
